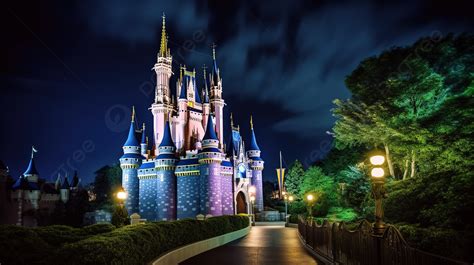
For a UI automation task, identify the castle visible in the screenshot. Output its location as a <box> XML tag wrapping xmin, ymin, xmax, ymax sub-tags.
<box><xmin>0</xmin><ymin>151</ymin><xmax>80</xmax><ymax>226</ymax></box>
<box><xmin>120</xmin><ymin>16</ymin><xmax>264</xmax><ymax>221</ymax></box>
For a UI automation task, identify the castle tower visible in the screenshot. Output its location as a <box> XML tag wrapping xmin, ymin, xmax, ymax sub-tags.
<box><xmin>176</xmin><ymin>71</ymin><xmax>188</xmax><ymax>152</ymax></box>
<box><xmin>198</xmin><ymin>114</ymin><xmax>223</xmax><ymax>216</ymax></box>
<box><xmin>247</xmin><ymin>116</ymin><xmax>264</xmax><ymax>212</ymax></box>
<box><xmin>155</xmin><ymin>121</ymin><xmax>178</xmax><ymax>220</ymax></box>
<box><xmin>23</xmin><ymin>147</ymin><xmax>40</xmax><ymax>210</ymax></box>
<box><xmin>60</xmin><ymin>175</ymin><xmax>70</xmax><ymax>204</ymax></box>
<box><xmin>119</xmin><ymin>107</ymin><xmax>142</xmax><ymax>214</ymax></box>
<box><xmin>151</xmin><ymin>14</ymin><xmax>173</xmax><ymax>149</ymax></box>
<box><xmin>209</xmin><ymin>45</ymin><xmax>225</xmax><ymax>149</ymax></box>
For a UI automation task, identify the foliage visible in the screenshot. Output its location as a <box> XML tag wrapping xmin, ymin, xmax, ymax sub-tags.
<box><xmin>59</xmin><ymin>215</ymin><xmax>249</xmax><ymax>265</ymax></box>
<box><xmin>284</xmin><ymin>160</ymin><xmax>305</xmax><ymax>196</ymax></box>
<box><xmin>337</xmin><ymin>165</ymin><xmax>370</xmax><ymax>210</ymax></box>
<box><xmin>397</xmin><ymin>224</ymin><xmax>474</xmax><ymax>262</ymax></box>
<box><xmin>0</xmin><ymin>223</ymin><xmax>116</xmax><ymax>265</ymax></box>
<box><xmin>325</xmin><ymin>207</ymin><xmax>359</xmax><ymax>222</ymax></box>
<box><xmin>0</xmin><ymin>216</ymin><xmax>248</xmax><ymax>265</ymax></box>
<box><xmin>93</xmin><ymin>164</ymin><xmax>122</xmax><ymax>211</ymax></box>
<box><xmin>111</xmin><ymin>205</ymin><xmax>129</xmax><ymax>227</ymax></box>
<box><xmin>299</xmin><ymin>166</ymin><xmax>339</xmax><ymax>217</ymax></box>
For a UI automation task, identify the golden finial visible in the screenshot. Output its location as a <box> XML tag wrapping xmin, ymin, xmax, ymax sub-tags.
<box><xmin>142</xmin><ymin>122</ymin><xmax>145</xmax><ymax>130</ymax></box>
<box><xmin>250</xmin><ymin>115</ymin><xmax>253</xmax><ymax>129</ymax></box>
<box><xmin>230</xmin><ymin>113</ymin><xmax>234</xmax><ymax>127</ymax></box>
<box><xmin>159</xmin><ymin>13</ymin><xmax>167</xmax><ymax>57</ymax></box>
<box><xmin>131</xmin><ymin>106</ymin><xmax>136</xmax><ymax>122</ymax></box>
<box><xmin>146</xmin><ymin>136</ymin><xmax>149</xmax><ymax>146</ymax></box>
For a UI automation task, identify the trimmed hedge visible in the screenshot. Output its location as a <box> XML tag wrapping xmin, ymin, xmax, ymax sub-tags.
<box><xmin>0</xmin><ymin>215</ymin><xmax>249</xmax><ymax>265</ymax></box>
<box><xmin>0</xmin><ymin>223</ymin><xmax>116</xmax><ymax>265</ymax></box>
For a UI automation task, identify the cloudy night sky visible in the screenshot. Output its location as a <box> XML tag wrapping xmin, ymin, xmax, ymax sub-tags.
<box><xmin>1</xmin><ymin>0</ymin><xmax>472</xmax><ymax>184</ymax></box>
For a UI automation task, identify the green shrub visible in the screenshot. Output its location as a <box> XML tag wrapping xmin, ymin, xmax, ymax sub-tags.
<box><xmin>0</xmin><ymin>215</ymin><xmax>249</xmax><ymax>265</ymax></box>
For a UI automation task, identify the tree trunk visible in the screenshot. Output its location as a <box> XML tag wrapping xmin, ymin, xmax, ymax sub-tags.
<box><xmin>410</xmin><ymin>150</ymin><xmax>416</xmax><ymax>178</ymax></box>
<box><xmin>402</xmin><ymin>159</ymin><xmax>409</xmax><ymax>180</ymax></box>
<box><xmin>384</xmin><ymin>143</ymin><xmax>395</xmax><ymax>178</ymax></box>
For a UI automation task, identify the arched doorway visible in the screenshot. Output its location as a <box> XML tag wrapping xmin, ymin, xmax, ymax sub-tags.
<box><xmin>236</xmin><ymin>191</ymin><xmax>247</xmax><ymax>214</ymax></box>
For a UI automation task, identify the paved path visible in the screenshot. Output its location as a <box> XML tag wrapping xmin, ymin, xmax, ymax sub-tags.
<box><xmin>180</xmin><ymin>226</ymin><xmax>319</xmax><ymax>265</ymax></box>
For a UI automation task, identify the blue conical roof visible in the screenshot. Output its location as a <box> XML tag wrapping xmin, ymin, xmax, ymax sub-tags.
<box><xmin>159</xmin><ymin>121</ymin><xmax>175</xmax><ymax>148</ymax></box>
<box><xmin>249</xmin><ymin>128</ymin><xmax>260</xmax><ymax>151</ymax></box>
<box><xmin>24</xmin><ymin>158</ymin><xmax>39</xmax><ymax>175</ymax></box>
<box><xmin>193</xmin><ymin>77</ymin><xmax>201</xmax><ymax>103</ymax></box>
<box><xmin>124</xmin><ymin>120</ymin><xmax>139</xmax><ymax>147</ymax></box>
<box><xmin>12</xmin><ymin>176</ymin><xmax>28</xmax><ymax>190</ymax></box>
<box><xmin>203</xmin><ymin>114</ymin><xmax>218</xmax><ymax>140</ymax></box>
<box><xmin>179</xmin><ymin>77</ymin><xmax>187</xmax><ymax>99</ymax></box>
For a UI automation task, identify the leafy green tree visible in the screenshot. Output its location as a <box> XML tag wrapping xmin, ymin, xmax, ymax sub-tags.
<box><xmin>299</xmin><ymin>167</ymin><xmax>339</xmax><ymax>216</ymax></box>
<box><xmin>284</xmin><ymin>160</ymin><xmax>305</xmax><ymax>196</ymax></box>
<box><xmin>337</xmin><ymin>165</ymin><xmax>370</xmax><ymax>210</ymax></box>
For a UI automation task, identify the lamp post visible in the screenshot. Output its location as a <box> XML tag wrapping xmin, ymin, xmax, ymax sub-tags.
<box><xmin>306</xmin><ymin>194</ymin><xmax>315</xmax><ymax>218</ymax></box>
<box><xmin>117</xmin><ymin>186</ymin><xmax>127</xmax><ymax>207</ymax></box>
<box><xmin>369</xmin><ymin>151</ymin><xmax>387</xmax><ymax>235</ymax></box>
<box><xmin>249</xmin><ymin>185</ymin><xmax>256</xmax><ymax>224</ymax></box>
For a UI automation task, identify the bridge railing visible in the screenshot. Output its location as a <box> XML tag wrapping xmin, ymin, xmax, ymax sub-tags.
<box><xmin>297</xmin><ymin>216</ymin><xmax>469</xmax><ymax>265</ymax></box>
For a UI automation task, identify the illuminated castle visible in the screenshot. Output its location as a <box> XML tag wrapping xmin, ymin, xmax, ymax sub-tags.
<box><xmin>119</xmin><ymin>16</ymin><xmax>264</xmax><ymax>221</ymax></box>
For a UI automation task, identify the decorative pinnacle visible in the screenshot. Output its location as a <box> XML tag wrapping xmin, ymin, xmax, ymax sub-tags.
<box><xmin>230</xmin><ymin>113</ymin><xmax>234</xmax><ymax>127</ymax></box>
<box><xmin>146</xmin><ymin>136</ymin><xmax>149</xmax><ymax>146</ymax></box>
<box><xmin>31</xmin><ymin>146</ymin><xmax>37</xmax><ymax>159</ymax></box>
<box><xmin>142</xmin><ymin>123</ymin><xmax>145</xmax><ymax>130</ymax></box>
<box><xmin>131</xmin><ymin>106</ymin><xmax>136</xmax><ymax>122</ymax></box>
<box><xmin>202</xmin><ymin>64</ymin><xmax>207</xmax><ymax>77</ymax></box>
<box><xmin>211</xmin><ymin>43</ymin><xmax>217</xmax><ymax>60</ymax></box>
<box><xmin>159</xmin><ymin>13</ymin><xmax>167</xmax><ymax>57</ymax></box>
<box><xmin>250</xmin><ymin>115</ymin><xmax>253</xmax><ymax>129</ymax></box>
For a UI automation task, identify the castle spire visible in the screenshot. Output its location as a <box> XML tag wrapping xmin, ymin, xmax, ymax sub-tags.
<box><xmin>131</xmin><ymin>105</ymin><xmax>136</xmax><ymax>122</ymax></box>
<box><xmin>250</xmin><ymin>115</ymin><xmax>253</xmax><ymax>129</ymax></box>
<box><xmin>159</xmin><ymin>13</ymin><xmax>168</xmax><ymax>57</ymax></box>
<box><xmin>249</xmin><ymin>115</ymin><xmax>260</xmax><ymax>151</ymax></box>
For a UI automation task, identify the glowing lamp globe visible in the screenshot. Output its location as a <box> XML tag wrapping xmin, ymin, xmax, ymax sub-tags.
<box><xmin>371</xmin><ymin>167</ymin><xmax>385</xmax><ymax>178</ymax></box>
<box><xmin>250</xmin><ymin>195</ymin><xmax>256</xmax><ymax>202</ymax></box>
<box><xmin>370</xmin><ymin>155</ymin><xmax>385</xmax><ymax>166</ymax></box>
<box><xmin>249</xmin><ymin>186</ymin><xmax>256</xmax><ymax>194</ymax></box>
<box><xmin>117</xmin><ymin>189</ymin><xmax>127</xmax><ymax>200</ymax></box>
<box><xmin>307</xmin><ymin>194</ymin><xmax>314</xmax><ymax>201</ymax></box>
<box><xmin>289</xmin><ymin>196</ymin><xmax>294</xmax><ymax>202</ymax></box>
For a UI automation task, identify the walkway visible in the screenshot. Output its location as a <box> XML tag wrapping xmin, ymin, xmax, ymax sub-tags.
<box><xmin>180</xmin><ymin>226</ymin><xmax>319</xmax><ymax>265</ymax></box>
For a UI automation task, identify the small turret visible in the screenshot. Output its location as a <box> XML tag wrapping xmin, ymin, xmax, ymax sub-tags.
<box><xmin>246</xmin><ymin>116</ymin><xmax>264</xmax><ymax>212</ymax></box>
<box><xmin>60</xmin><ymin>175</ymin><xmax>70</xmax><ymax>203</ymax></box>
<box><xmin>72</xmin><ymin>171</ymin><xmax>79</xmax><ymax>188</ymax></box>
<box><xmin>119</xmin><ymin>106</ymin><xmax>142</xmax><ymax>214</ymax></box>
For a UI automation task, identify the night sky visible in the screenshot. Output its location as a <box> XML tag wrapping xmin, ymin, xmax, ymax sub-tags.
<box><xmin>1</xmin><ymin>0</ymin><xmax>472</xmax><ymax>184</ymax></box>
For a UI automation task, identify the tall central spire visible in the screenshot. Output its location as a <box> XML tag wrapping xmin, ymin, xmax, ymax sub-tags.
<box><xmin>159</xmin><ymin>13</ymin><xmax>168</xmax><ymax>57</ymax></box>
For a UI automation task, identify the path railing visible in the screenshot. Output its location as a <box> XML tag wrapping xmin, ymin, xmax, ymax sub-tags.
<box><xmin>297</xmin><ymin>216</ymin><xmax>468</xmax><ymax>265</ymax></box>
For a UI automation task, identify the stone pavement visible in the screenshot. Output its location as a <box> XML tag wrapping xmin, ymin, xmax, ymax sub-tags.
<box><xmin>180</xmin><ymin>226</ymin><xmax>319</xmax><ymax>265</ymax></box>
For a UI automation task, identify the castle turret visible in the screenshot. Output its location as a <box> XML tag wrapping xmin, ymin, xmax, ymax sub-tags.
<box><xmin>246</xmin><ymin>116</ymin><xmax>264</xmax><ymax>212</ymax></box>
<box><xmin>119</xmin><ymin>107</ymin><xmax>142</xmax><ymax>214</ymax></box>
<box><xmin>23</xmin><ymin>147</ymin><xmax>40</xmax><ymax>210</ymax></box>
<box><xmin>202</xmin><ymin>67</ymin><xmax>210</xmax><ymax>130</ymax></box>
<box><xmin>209</xmin><ymin>45</ymin><xmax>225</xmax><ymax>149</ymax></box>
<box><xmin>60</xmin><ymin>175</ymin><xmax>70</xmax><ymax>204</ymax></box>
<box><xmin>155</xmin><ymin>120</ymin><xmax>178</xmax><ymax>220</ymax></box>
<box><xmin>199</xmin><ymin>114</ymin><xmax>223</xmax><ymax>216</ymax></box>
<box><xmin>151</xmin><ymin>14</ymin><xmax>173</xmax><ymax>150</ymax></box>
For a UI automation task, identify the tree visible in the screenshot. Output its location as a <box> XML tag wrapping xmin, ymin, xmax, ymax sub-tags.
<box><xmin>284</xmin><ymin>160</ymin><xmax>305</xmax><ymax>196</ymax></box>
<box><xmin>299</xmin><ymin>167</ymin><xmax>339</xmax><ymax>216</ymax></box>
<box><xmin>111</xmin><ymin>205</ymin><xmax>129</xmax><ymax>227</ymax></box>
<box><xmin>337</xmin><ymin>165</ymin><xmax>370</xmax><ymax>210</ymax></box>
<box><xmin>93</xmin><ymin>164</ymin><xmax>122</xmax><ymax>210</ymax></box>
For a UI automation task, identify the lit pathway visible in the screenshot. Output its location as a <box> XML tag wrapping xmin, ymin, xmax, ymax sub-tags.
<box><xmin>180</xmin><ymin>226</ymin><xmax>319</xmax><ymax>265</ymax></box>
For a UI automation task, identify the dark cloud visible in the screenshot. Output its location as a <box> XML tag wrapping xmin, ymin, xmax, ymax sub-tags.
<box><xmin>1</xmin><ymin>0</ymin><xmax>471</xmax><ymax>183</ymax></box>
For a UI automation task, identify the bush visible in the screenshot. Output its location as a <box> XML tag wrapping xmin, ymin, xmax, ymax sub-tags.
<box><xmin>397</xmin><ymin>224</ymin><xmax>474</xmax><ymax>262</ymax></box>
<box><xmin>0</xmin><ymin>223</ymin><xmax>116</xmax><ymax>265</ymax></box>
<box><xmin>0</xmin><ymin>216</ymin><xmax>249</xmax><ymax>265</ymax></box>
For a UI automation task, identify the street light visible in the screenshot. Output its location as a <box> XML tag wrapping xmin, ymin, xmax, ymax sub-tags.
<box><xmin>283</xmin><ymin>193</ymin><xmax>294</xmax><ymax>225</ymax></box>
<box><xmin>306</xmin><ymin>194</ymin><xmax>315</xmax><ymax>217</ymax></box>
<box><xmin>369</xmin><ymin>152</ymin><xmax>387</xmax><ymax>235</ymax></box>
